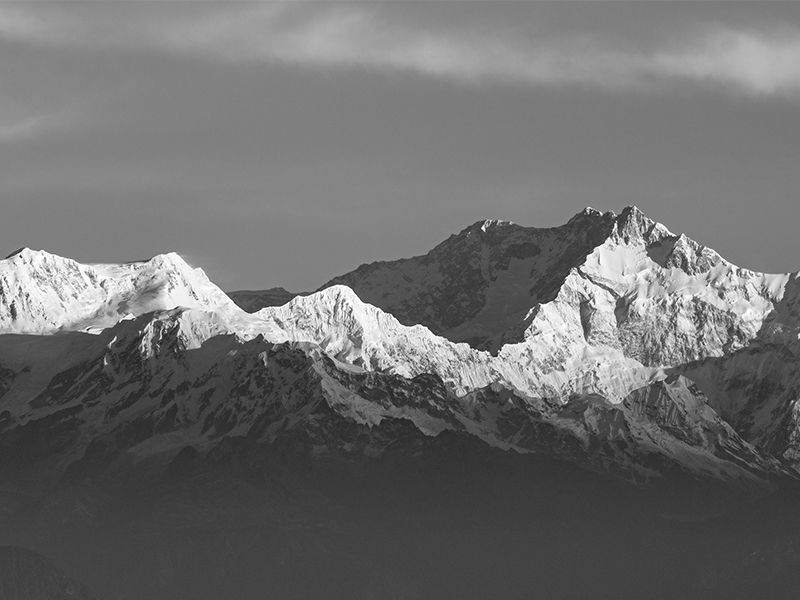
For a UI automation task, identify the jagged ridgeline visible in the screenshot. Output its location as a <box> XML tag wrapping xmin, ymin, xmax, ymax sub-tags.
<box><xmin>1</xmin><ymin>206</ymin><xmax>800</xmax><ymax>599</ymax></box>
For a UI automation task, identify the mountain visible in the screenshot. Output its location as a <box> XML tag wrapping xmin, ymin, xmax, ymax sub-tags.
<box><xmin>2</xmin><ymin>209</ymin><xmax>799</xmax><ymax>487</ymax></box>
<box><xmin>2</xmin><ymin>207</ymin><xmax>800</xmax><ymax>598</ymax></box>
<box><xmin>312</xmin><ymin>206</ymin><xmax>800</xmax><ymax>461</ymax></box>
<box><xmin>0</xmin><ymin>249</ymin><xmax>241</xmax><ymax>334</ymax></box>
<box><xmin>319</xmin><ymin>209</ymin><xmax>616</xmax><ymax>350</ymax></box>
<box><xmin>0</xmin><ymin>289</ymin><xmax>778</xmax><ymax>493</ymax></box>
<box><xmin>319</xmin><ymin>206</ymin><xmax>785</xmax><ymax>355</ymax></box>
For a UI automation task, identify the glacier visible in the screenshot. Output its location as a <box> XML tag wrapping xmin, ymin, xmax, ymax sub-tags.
<box><xmin>3</xmin><ymin>206</ymin><xmax>800</xmax><ymax>600</ymax></box>
<box><xmin>0</xmin><ymin>206</ymin><xmax>798</xmax><ymax>493</ymax></box>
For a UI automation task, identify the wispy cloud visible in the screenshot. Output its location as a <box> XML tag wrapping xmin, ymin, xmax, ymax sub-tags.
<box><xmin>2</xmin><ymin>4</ymin><xmax>800</xmax><ymax>98</ymax></box>
<box><xmin>651</xmin><ymin>26</ymin><xmax>800</xmax><ymax>96</ymax></box>
<box><xmin>0</xmin><ymin>109</ymin><xmax>72</xmax><ymax>143</ymax></box>
<box><xmin>0</xmin><ymin>115</ymin><xmax>45</xmax><ymax>141</ymax></box>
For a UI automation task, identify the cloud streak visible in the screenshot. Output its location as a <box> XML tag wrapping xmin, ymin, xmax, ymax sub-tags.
<box><xmin>0</xmin><ymin>107</ymin><xmax>73</xmax><ymax>143</ymax></box>
<box><xmin>2</xmin><ymin>4</ymin><xmax>800</xmax><ymax>98</ymax></box>
<box><xmin>0</xmin><ymin>115</ymin><xmax>46</xmax><ymax>141</ymax></box>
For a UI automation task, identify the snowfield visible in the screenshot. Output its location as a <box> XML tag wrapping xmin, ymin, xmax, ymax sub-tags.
<box><xmin>1</xmin><ymin>206</ymin><xmax>800</xmax><ymax>491</ymax></box>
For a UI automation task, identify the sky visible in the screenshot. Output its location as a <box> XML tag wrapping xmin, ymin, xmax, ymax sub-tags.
<box><xmin>1</xmin><ymin>1</ymin><xmax>799</xmax><ymax>292</ymax></box>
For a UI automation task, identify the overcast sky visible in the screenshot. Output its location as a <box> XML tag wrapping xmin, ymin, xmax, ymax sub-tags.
<box><xmin>1</xmin><ymin>2</ymin><xmax>799</xmax><ymax>292</ymax></box>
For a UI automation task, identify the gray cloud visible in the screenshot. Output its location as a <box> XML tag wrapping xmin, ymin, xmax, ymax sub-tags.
<box><xmin>0</xmin><ymin>108</ymin><xmax>74</xmax><ymax>142</ymax></box>
<box><xmin>1</xmin><ymin>3</ymin><xmax>799</xmax><ymax>97</ymax></box>
<box><xmin>1</xmin><ymin>2</ymin><xmax>799</xmax><ymax>292</ymax></box>
<box><xmin>0</xmin><ymin>114</ymin><xmax>43</xmax><ymax>141</ymax></box>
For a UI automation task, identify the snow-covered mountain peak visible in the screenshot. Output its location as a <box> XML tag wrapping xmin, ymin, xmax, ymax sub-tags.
<box><xmin>307</xmin><ymin>206</ymin><xmax>800</xmax><ymax>399</ymax></box>
<box><xmin>477</xmin><ymin>219</ymin><xmax>515</xmax><ymax>233</ymax></box>
<box><xmin>3</xmin><ymin>246</ymin><xmax>44</xmax><ymax>261</ymax></box>
<box><xmin>0</xmin><ymin>249</ymin><xmax>241</xmax><ymax>335</ymax></box>
<box><xmin>3</xmin><ymin>247</ymin><xmax>26</xmax><ymax>260</ymax></box>
<box><xmin>318</xmin><ymin>208</ymin><xmax>619</xmax><ymax>349</ymax></box>
<box><xmin>442</xmin><ymin>219</ymin><xmax>529</xmax><ymax>251</ymax></box>
<box><xmin>2</xmin><ymin>246</ymin><xmax>73</xmax><ymax>268</ymax></box>
<box><xmin>605</xmin><ymin>205</ymin><xmax>670</xmax><ymax>244</ymax></box>
<box><xmin>578</xmin><ymin>206</ymin><xmax>604</xmax><ymax>217</ymax></box>
<box><xmin>589</xmin><ymin>206</ymin><xmax>724</xmax><ymax>277</ymax></box>
<box><xmin>256</xmin><ymin>284</ymin><xmax>445</xmax><ymax>371</ymax></box>
<box><xmin>455</xmin><ymin>218</ymin><xmax>516</xmax><ymax>236</ymax></box>
<box><xmin>3</xmin><ymin>214</ymin><xmax>800</xmax><ymax>499</ymax></box>
<box><xmin>567</xmin><ymin>205</ymin><xmax>616</xmax><ymax>223</ymax></box>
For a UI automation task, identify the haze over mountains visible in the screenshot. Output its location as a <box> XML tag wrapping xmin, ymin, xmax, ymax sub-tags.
<box><xmin>2</xmin><ymin>206</ymin><xmax>800</xmax><ymax>599</ymax></box>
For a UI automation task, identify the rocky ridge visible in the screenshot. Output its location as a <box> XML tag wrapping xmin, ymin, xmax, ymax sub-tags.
<box><xmin>0</xmin><ymin>207</ymin><xmax>799</xmax><ymax>497</ymax></box>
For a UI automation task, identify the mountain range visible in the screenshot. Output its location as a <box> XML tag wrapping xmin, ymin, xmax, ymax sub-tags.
<box><xmin>2</xmin><ymin>206</ymin><xmax>800</xmax><ymax>599</ymax></box>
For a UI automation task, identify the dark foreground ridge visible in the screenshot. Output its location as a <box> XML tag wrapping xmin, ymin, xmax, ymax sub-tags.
<box><xmin>3</xmin><ymin>207</ymin><xmax>800</xmax><ymax>598</ymax></box>
<box><xmin>2</xmin><ymin>419</ymin><xmax>800</xmax><ymax>600</ymax></box>
<box><xmin>0</xmin><ymin>546</ymin><xmax>99</xmax><ymax>600</ymax></box>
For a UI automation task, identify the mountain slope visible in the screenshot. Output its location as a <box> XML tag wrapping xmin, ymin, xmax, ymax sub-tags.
<box><xmin>319</xmin><ymin>208</ymin><xmax>618</xmax><ymax>350</ymax></box>
<box><xmin>304</xmin><ymin>207</ymin><xmax>800</xmax><ymax>468</ymax></box>
<box><xmin>0</xmin><ymin>287</ymin><xmax>788</xmax><ymax>495</ymax></box>
<box><xmin>1</xmin><ymin>207</ymin><xmax>799</xmax><ymax>488</ymax></box>
<box><xmin>319</xmin><ymin>207</ymin><xmax>792</xmax><ymax>359</ymax></box>
<box><xmin>3</xmin><ymin>209</ymin><xmax>800</xmax><ymax>598</ymax></box>
<box><xmin>0</xmin><ymin>249</ymin><xmax>241</xmax><ymax>334</ymax></box>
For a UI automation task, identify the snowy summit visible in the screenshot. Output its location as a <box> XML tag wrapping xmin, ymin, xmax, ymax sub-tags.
<box><xmin>1</xmin><ymin>207</ymin><xmax>800</xmax><ymax>494</ymax></box>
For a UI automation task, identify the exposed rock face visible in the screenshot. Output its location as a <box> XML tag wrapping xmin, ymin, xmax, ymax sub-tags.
<box><xmin>320</xmin><ymin>209</ymin><xmax>618</xmax><ymax>350</ymax></box>
<box><xmin>3</xmin><ymin>206</ymin><xmax>800</xmax><ymax>599</ymax></box>
<box><xmin>307</xmin><ymin>206</ymin><xmax>800</xmax><ymax>465</ymax></box>
<box><xmin>321</xmin><ymin>207</ymin><xmax>786</xmax><ymax>362</ymax></box>
<box><xmin>1</xmin><ymin>207</ymin><xmax>799</xmax><ymax>494</ymax></box>
<box><xmin>0</xmin><ymin>304</ymin><xmax>778</xmax><ymax>492</ymax></box>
